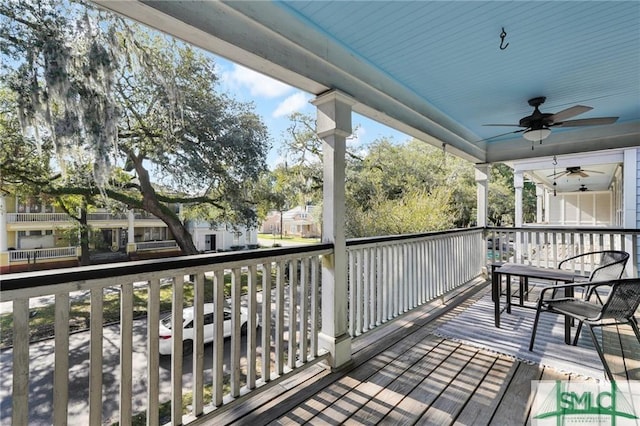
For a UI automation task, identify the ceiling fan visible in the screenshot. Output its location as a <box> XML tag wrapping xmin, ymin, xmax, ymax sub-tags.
<box><xmin>578</xmin><ymin>184</ymin><xmax>589</xmax><ymax>192</ymax></box>
<box><xmin>483</xmin><ymin>97</ymin><xmax>618</xmax><ymax>145</ymax></box>
<box><xmin>547</xmin><ymin>166</ymin><xmax>604</xmax><ymax>179</ymax></box>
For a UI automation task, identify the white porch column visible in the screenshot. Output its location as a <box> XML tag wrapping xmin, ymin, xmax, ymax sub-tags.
<box><xmin>0</xmin><ymin>196</ymin><xmax>7</xmax><ymax>251</ymax></box>
<box><xmin>514</xmin><ymin>171</ymin><xmax>524</xmax><ymax>263</ymax></box>
<box><xmin>475</xmin><ymin>164</ymin><xmax>490</xmax><ymax>227</ymax></box>
<box><xmin>312</xmin><ymin>90</ymin><xmax>354</xmax><ymax>369</ymax></box>
<box><xmin>127</xmin><ymin>209</ymin><xmax>136</xmax><ymax>253</ymax></box>
<box><xmin>535</xmin><ymin>184</ymin><xmax>544</xmax><ymax>223</ymax></box>
<box><xmin>623</xmin><ymin>148</ymin><xmax>638</xmax><ymax>277</ymax></box>
<box><xmin>514</xmin><ymin>171</ymin><xmax>524</xmax><ymax>227</ymax></box>
<box><xmin>623</xmin><ymin>149</ymin><xmax>637</xmax><ymax>228</ymax></box>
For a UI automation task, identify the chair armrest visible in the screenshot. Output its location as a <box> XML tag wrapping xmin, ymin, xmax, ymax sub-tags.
<box><xmin>582</xmin><ymin>280</ymin><xmax>615</xmax><ymax>300</ymax></box>
<box><xmin>558</xmin><ymin>252</ymin><xmax>592</xmax><ymax>269</ymax></box>
<box><xmin>537</xmin><ymin>281</ymin><xmax>597</xmax><ymax>301</ymax></box>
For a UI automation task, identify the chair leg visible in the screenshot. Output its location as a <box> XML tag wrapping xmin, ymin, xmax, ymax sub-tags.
<box><xmin>529</xmin><ymin>308</ymin><xmax>543</xmax><ymax>351</ymax></box>
<box><xmin>572</xmin><ymin>321</ymin><xmax>584</xmax><ymax>346</ymax></box>
<box><xmin>629</xmin><ymin>318</ymin><xmax>640</xmax><ymax>344</ymax></box>
<box><xmin>586</xmin><ymin>325</ymin><xmax>614</xmax><ymax>381</ymax></box>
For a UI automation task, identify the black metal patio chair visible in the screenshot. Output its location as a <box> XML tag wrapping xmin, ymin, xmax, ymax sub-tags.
<box><xmin>528</xmin><ymin>278</ymin><xmax>640</xmax><ymax>381</ymax></box>
<box><xmin>554</xmin><ymin>250</ymin><xmax>629</xmax><ymax>302</ymax></box>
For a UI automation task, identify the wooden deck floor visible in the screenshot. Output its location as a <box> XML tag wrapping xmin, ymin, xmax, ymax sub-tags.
<box><xmin>207</xmin><ymin>279</ymin><xmax>639</xmax><ymax>426</ymax></box>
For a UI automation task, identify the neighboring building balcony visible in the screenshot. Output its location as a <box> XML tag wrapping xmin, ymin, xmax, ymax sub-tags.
<box><xmin>5</xmin><ymin>240</ymin><xmax>180</xmax><ymax>262</ymax></box>
<box><xmin>7</xmin><ymin>246</ymin><xmax>78</xmax><ymax>263</ymax></box>
<box><xmin>5</xmin><ymin>212</ymin><xmax>167</xmax><ymax>230</ymax></box>
<box><xmin>0</xmin><ymin>226</ymin><xmax>638</xmax><ymax>425</ymax></box>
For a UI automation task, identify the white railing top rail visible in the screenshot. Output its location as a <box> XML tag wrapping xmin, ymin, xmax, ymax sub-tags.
<box><xmin>346</xmin><ymin>227</ymin><xmax>484</xmax><ymax>250</ymax></box>
<box><xmin>0</xmin><ymin>244</ymin><xmax>333</xmax><ymax>301</ymax></box>
<box><xmin>487</xmin><ymin>226</ymin><xmax>640</xmax><ymax>235</ymax></box>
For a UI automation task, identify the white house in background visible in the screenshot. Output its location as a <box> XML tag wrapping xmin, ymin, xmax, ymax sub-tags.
<box><xmin>259</xmin><ymin>205</ymin><xmax>321</xmax><ymax>238</ymax></box>
<box><xmin>186</xmin><ymin>220</ymin><xmax>258</xmax><ymax>252</ymax></box>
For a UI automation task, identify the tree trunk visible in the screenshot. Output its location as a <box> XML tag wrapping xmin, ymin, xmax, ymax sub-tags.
<box><xmin>132</xmin><ymin>157</ymin><xmax>199</xmax><ymax>255</ymax></box>
<box><xmin>78</xmin><ymin>204</ymin><xmax>91</xmax><ymax>266</ymax></box>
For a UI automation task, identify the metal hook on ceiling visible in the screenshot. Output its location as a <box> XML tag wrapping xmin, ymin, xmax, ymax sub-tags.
<box><xmin>499</xmin><ymin>27</ymin><xmax>509</xmax><ymax>50</ymax></box>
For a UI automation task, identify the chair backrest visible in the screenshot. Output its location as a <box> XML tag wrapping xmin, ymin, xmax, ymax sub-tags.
<box><xmin>589</xmin><ymin>251</ymin><xmax>629</xmax><ymax>282</ymax></box>
<box><xmin>600</xmin><ymin>278</ymin><xmax>640</xmax><ymax>321</ymax></box>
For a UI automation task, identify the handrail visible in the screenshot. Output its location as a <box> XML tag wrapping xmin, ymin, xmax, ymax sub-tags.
<box><xmin>346</xmin><ymin>226</ymin><xmax>484</xmax><ymax>246</ymax></box>
<box><xmin>0</xmin><ymin>243</ymin><xmax>334</xmax><ymax>291</ymax></box>
<box><xmin>487</xmin><ymin>226</ymin><xmax>640</xmax><ymax>234</ymax></box>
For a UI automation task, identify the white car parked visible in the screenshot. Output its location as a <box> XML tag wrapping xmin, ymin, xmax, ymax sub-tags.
<box><xmin>158</xmin><ymin>303</ymin><xmax>250</xmax><ymax>355</ymax></box>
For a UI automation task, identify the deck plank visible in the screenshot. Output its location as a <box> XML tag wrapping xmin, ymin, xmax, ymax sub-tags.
<box><xmin>342</xmin><ymin>339</ymin><xmax>462</xmax><ymax>425</ymax></box>
<box><xmin>376</xmin><ymin>344</ymin><xmax>478</xmax><ymax>425</ymax></box>
<box><xmin>452</xmin><ymin>355</ymin><xmax>516</xmax><ymax>426</ymax></box>
<box><xmin>488</xmin><ymin>362</ymin><xmax>543</xmax><ymax>425</ymax></box>
<box><xmin>280</xmin><ymin>336</ymin><xmax>448</xmax><ymax>424</ymax></box>
<box><xmin>416</xmin><ymin>349</ymin><xmax>501</xmax><ymax>424</ymax></box>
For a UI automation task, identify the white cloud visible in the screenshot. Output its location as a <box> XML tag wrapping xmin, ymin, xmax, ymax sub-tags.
<box><xmin>223</xmin><ymin>64</ymin><xmax>292</xmax><ymax>98</ymax></box>
<box><xmin>347</xmin><ymin>125</ymin><xmax>366</xmax><ymax>145</ymax></box>
<box><xmin>272</xmin><ymin>92</ymin><xmax>310</xmax><ymax>118</ymax></box>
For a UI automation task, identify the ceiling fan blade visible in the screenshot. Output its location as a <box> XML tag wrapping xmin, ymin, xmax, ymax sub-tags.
<box><xmin>482</xmin><ymin>124</ymin><xmax>522</xmax><ymax>127</ymax></box>
<box><xmin>474</xmin><ymin>128</ymin><xmax>525</xmax><ymax>143</ymax></box>
<box><xmin>550</xmin><ymin>105</ymin><xmax>592</xmax><ymax>122</ymax></box>
<box><xmin>554</xmin><ymin>117</ymin><xmax>618</xmax><ymax>127</ymax></box>
<box><xmin>547</xmin><ymin>171</ymin><xmax>568</xmax><ymax>178</ymax></box>
<box><xmin>577</xmin><ymin>171</ymin><xmax>589</xmax><ymax>178</ymax></box>
<box><xmin>582</xmin><ymin>169</ymin><xmax>604</xmax><ymax>174</ymax></box>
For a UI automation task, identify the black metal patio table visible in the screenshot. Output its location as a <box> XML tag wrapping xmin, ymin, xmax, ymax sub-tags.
<box><xmin>492</xmin><ymin>263</ymin><xmax>583</xmax><ymax>343</ymax></box>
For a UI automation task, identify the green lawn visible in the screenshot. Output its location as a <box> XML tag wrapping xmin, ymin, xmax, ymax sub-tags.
<box><xmin>258</xmin><ymin>233</ymin><xmax>320</xmax><ymax>244</ymax></box>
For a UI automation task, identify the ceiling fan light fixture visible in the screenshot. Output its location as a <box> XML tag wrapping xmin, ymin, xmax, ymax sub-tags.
<box><xmin>523</xmin><ymin>128</ymin><xmax>551</xmax><ymax>141</ymax></box>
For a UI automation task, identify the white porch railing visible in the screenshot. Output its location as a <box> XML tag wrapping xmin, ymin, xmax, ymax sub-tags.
<box><xmin>6</xmin><ymin>211</ymin><xmax>160</xmax><ymax>223</ymax></box>
<box><xmin>2</xmin><ymin>226</ymin><xmax>638</xmax><ymax>424</ymax></box>
<box><xmin>346</xmin><ymin>228</ymin><xmax>485</xmax><ymax>337</ymax></box>
<box><xmin>0</xmin><ymin>245</ymin><xmax>330</xmax><ymax>425</ymax></box>
<box><xmin>136</xmin><ymin>240</ymin><xmax>180</xmax><ymax>251</ymax></box>
<box><xmin>8</xmin><ymin>247</ymin><xmax>77</xmax><ymax>262</ymax></box>
<box><xmin>6</xmin><ymin>213</ymin><xmax>72</xmax><ymax>223</ymax></box>
<box><xmin>86</xmin><ymin>212</ymin><xmax>128</xmax><ymax>220</ymax></box>
<box><xmin>487</xmin><ymin>226</ymin><xmax>640</xmax><ymax>276</ymax></box>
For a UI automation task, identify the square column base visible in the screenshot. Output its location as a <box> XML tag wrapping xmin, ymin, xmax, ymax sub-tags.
<box><xmin>318</xmin><ymin>332</ymin><xmax>352</xmax><ymax>370</ymax></box>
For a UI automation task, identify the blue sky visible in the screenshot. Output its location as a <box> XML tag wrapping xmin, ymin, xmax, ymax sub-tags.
<box><xmin>213</xmin><ymin>58</ymin><xmax>411</xmax><ymax>166</ymax></box>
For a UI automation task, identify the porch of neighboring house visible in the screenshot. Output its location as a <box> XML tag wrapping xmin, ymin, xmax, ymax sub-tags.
<box><xmin>260</xmin><ymin>206</ymin><xmax>321</xmax><ymax>239</ymax></box>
